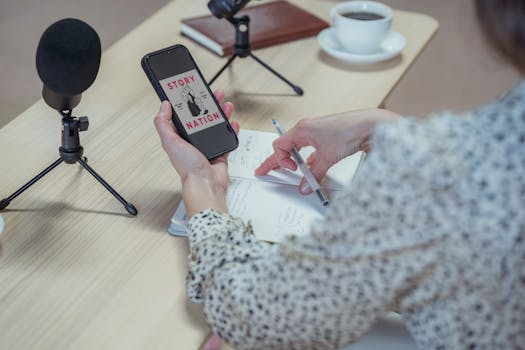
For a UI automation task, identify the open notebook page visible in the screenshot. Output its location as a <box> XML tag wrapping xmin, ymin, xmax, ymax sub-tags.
<box><xmin>169</xmin><ymin>129</ymin><xmax>365</xmax><ymax>242</ymax></box>
<box><xmin>229</xmin><ymin>129</ymin><xmax>365</xmax><ymax>190</ymax></box>
<box><xmin>169</xmin><ymin>177</ymin><xmax>332</xmax><ymax>242</ymax></box>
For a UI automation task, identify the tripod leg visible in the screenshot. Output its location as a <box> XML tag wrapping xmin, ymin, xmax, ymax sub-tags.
<box><xmin>209</xmin><ymin>54</ymin><xmax>238</xmax><ymax>85</ymax></box>
<box><xmin>249</xmin><ymin>53</ymin><xmax>304</xmax><ymax>96</ymax></box>
<box><xmin>77</xmin><ymin>158</ymin><xmax>137</xmax><ymax>216</ymax></box>
<box><xmin>0</xmin><ymin>158</ymin><xmax>64</xmax><ymax>210</ymax></box>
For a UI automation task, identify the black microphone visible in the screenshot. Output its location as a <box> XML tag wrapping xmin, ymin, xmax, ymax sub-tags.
<box><xmin>36</xmin><ymin>18</ymin><xmax>101</xmax><ymax>111</ymax></box>
<box><xmin>0</xmin><ymin>18</ymin><xmax>137</xmax><ymax>216</ymax></box>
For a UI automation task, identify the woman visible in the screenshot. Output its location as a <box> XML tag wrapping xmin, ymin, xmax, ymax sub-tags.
<box><xmin>154</xmin><ymin>0</ymin><xmax>525</xmax><ymax>349</ymax></box>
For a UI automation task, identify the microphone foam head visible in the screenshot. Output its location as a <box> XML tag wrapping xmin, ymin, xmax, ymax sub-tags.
<box><xmin>36</xmin><ymin>18</ymin><xmax>101</xmax><ymax>95</ymax></box>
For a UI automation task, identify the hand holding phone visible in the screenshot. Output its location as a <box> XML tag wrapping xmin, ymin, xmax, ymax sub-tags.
<box><xmin>142</xmin><ymin>45</ymin><xmax>238</xmax><ymax>159</ymax></box>
<box><xmin>153</xmin><ymin>93</ymin><xmax>238</xmax><ymax>218</ymax></box>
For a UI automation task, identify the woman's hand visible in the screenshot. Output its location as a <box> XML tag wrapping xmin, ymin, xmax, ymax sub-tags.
<box><xmin>200</xmin><ymin>333</ymin><xmax>224</xmax><ymax>350</ymax></box>
<box><xmin>154</xmin><ymin>91</ymin><xmax>240</xmax><ymax>218</ymax></box>
<box><xmin>255</xmin><ymin>109</ymin><xmax>400</xmax><ymax>194</ymax></box>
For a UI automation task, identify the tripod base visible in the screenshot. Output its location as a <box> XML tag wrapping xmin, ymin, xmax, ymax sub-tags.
<box><xmin>77</xmin><ymin>157</ymin><xmax>137</xmax><ymax>215</ymax></box>
<box><xmin>1</xmin><ymin>157</ymin><xmax>137</xmax><ymax>215</ymax></box>
<box><xmin>209</xmin><ymin>15</ymin><xmax>303</xmax><ymax>96</ymax></box>
<box><xmin>210</xmin><ymin>53</ymin><xmax>304</xmax><ymax>96</ymax></box>
<box><xmin>0</xmin><ymin>199</ymin><xmax>10</xmax><ymax>211</ymax></box>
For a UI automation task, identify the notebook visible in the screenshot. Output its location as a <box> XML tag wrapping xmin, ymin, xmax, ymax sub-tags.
<box><xmin>180</xmin><ymin>1</ymin><xmax>329</xmax><ymax>56</ymax></box>
<box><xmin>169</xmin><ymin>129</ymin><xmax>365</xmax><ymax>243</ymax></box>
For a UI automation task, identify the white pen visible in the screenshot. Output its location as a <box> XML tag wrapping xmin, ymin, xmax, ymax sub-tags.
<box><xmin>272</xmin><ymin>118</ymin><xmax>329</xmax><ymax>206</ymax></box>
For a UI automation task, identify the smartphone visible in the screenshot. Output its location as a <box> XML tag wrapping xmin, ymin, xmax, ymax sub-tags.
<box><xmin>142</xmin><ymin>44</ymin><xmax>238</xmax><ymax>159</ymax></box>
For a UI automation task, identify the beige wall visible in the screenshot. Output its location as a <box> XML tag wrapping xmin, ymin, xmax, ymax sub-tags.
<box><xmin>0</xmin><ymin>0</ymin><xmax>169</xmax><ymax>127</ymax></box>
<box><xmin>381</xmin><ymin>0</ymin><xmax>521</xmax><ymax>116</ymax></box>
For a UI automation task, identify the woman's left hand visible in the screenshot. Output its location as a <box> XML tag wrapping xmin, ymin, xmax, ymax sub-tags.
<box><xmin>200</xmin><ymin>333</ymin><xmax>224</xmax><ymax>350</ymax></box>
<box><xmin>154</xmin><ymin>91</ymin><xmax>239</xmax><ymax>218</ymax></box>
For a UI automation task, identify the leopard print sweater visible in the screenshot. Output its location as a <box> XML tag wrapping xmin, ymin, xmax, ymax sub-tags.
<box><xmin>186</xmin><ymin>81</ymin><xmax>525</xmax><ymax>350</ymax></box>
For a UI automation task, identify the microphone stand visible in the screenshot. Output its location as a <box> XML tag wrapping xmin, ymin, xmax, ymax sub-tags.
<box><xmin>209</xmin><ymin>15</ymin><xmax>304</xmax><ymax>96</ymax></box>
<box><xmin>0</xmin><ymin>110</ymin><xmax>137</xmax><ymax>215</ymax></box>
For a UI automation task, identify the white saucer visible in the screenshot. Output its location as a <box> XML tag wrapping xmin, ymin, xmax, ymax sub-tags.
<box><xmin>318</xmin><ymin>28</ymin><xmax>406</xmax><ymax>65</ymax></box>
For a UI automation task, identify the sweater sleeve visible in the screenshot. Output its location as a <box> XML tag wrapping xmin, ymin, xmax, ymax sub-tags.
<box><xmin>186</xmin><ymin>117</ymin><xmax>454</xmax><ymax>350</ymax></box>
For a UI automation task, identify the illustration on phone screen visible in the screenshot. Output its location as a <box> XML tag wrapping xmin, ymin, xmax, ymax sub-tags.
<box><xmin>160</xmin><ymin>69</ymin><xmax>223</xmax><ymax>135</ymax></box>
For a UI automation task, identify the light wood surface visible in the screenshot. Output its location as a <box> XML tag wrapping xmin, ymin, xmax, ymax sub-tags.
<box><xmin>0</xmin><ymin>1</ymin><xmax>437</xmax><ymax>349</ymax></box>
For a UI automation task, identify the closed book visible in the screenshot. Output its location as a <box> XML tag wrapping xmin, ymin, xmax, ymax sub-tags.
<box><xmin>180</xmin><ymin>1</ymin><xmax>329</xmax><ymax>56</ymax></box>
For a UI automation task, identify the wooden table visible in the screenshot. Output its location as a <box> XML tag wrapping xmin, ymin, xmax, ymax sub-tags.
<box><xmin>0</xmin><ymin>1</ymin><xmax>437</xmax><ymax>349</ymax></box>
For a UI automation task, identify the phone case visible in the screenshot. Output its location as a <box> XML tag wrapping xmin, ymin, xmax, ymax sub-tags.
<box><xmin>141</xmin><ymin>44</ymin><xmax>238</xmax><ymax>159</ymax></box>
<box><xmin>141</xmin><ymin>46</ymin><xmax>190</xmax><ymax>142</ymax></box>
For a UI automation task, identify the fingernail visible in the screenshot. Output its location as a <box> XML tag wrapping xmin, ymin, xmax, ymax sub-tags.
<box><xmin>300</xmin><ymin>182</ymin><xmax>312</xmax><ymax>194</ymax></box>
<box><xmin>160</xmin><ymin>101</ymin><xmax>168</xmax><ymax>113</ymax></box>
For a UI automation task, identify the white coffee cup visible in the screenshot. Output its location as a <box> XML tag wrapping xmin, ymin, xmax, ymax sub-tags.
<box><xmin>331</xmin><ymin>1</ymin><xmax>393</xmax><ymax>54</ymax></box>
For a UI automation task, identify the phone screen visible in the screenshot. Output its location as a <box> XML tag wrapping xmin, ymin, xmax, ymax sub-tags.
<box><xmin>142</xmin><ymin>45</ymin><xmax>238</xmax><ymax>159</ymax></box>
<box><xmin>159</xmin><ymin>70</ymin><xmax>224</xmax><ymax>135</ymax></box>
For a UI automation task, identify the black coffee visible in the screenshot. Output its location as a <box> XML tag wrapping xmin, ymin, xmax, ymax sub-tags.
<box><xmin>341</xmin><ymin>11</ymin><xmax>385</xmax><ymax>20</ymax></box>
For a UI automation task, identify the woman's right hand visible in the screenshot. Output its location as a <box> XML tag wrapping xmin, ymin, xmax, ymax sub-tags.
<box><xmin>255</xmin><ymin>108</ymin><xmax>400</xmax><ymax>194</ymax></box>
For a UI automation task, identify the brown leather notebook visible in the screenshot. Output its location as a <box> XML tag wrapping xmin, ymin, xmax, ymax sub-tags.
<box><xmin>180</xmin><ymin>1</ymin><xmax>329</xmax><ymax>56</ymax></box>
